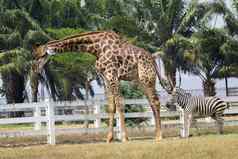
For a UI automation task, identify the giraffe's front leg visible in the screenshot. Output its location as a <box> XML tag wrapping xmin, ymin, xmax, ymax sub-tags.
<box><xmin>104</xmin><ymin>72</ymin><xmax>128</xmax><ymax>143</ymax></box>
<box><xmin>100</xmin><ymin>75</ymin><xmax>116</xmax><ymax>143</ymax></box>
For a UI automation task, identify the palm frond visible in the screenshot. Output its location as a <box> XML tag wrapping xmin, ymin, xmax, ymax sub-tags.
<box><xmin>232</xmin><ymin>0</ymin><xmax>238</xmax><ymax>13</ymax></box>
<box><xmin>0</xmin><ymin>48</ymin><xmax>31</xmax><ymax>75</ymax></box>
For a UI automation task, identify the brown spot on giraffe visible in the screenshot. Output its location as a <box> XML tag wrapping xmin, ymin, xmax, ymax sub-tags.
<box><xmin>32</xmin><ymin>31</ymin><xmax>173</xmax><ymax>143</ymax></box>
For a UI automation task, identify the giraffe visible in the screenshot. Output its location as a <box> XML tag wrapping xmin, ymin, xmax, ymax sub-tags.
<box><xmin>32</xmin><ymin>31</ymin><xmax>173</xmax><ymax>143</ymax></box>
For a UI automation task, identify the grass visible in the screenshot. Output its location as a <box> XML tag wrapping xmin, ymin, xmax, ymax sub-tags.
<box><xmin>0</xmin><ymin>124</ymin><xmax>33</xmax><ymax>131</ymax></box>
<box><xmin>0</xmin><ymin>134</ymin><xmax>238</xmax><ymax>159</ymax></box>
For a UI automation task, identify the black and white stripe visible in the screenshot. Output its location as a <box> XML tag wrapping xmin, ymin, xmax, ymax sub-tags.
<box><xmin>166</xmin><ymin>87</ymin><xmax>229</xmax><ymax>137</ymax></box>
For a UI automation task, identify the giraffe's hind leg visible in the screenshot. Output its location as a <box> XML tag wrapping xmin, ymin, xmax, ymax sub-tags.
<box><xmin>138</xmin><ymin>58</ymin><xmax>162</xmax><ymax>141</ymax></box>
<box><xmin>106</xmin><ymin>95</ymin><xmax>116</xmax><ymax>143</ymax></box>
<box><xmin>115</xmin><ymin>95</ymin><xmax>129</xmax><ymax>142</ymax></box>
<box><xmin>143</xmin><ymin>86</ymin><xmax>162</xmax><ymax>142</ymax></box>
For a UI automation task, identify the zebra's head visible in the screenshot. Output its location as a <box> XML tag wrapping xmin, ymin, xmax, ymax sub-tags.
<box><xmin>165</xmin><ymin>87</ymin><xmax>191</xmax><ymax>111</ymax></box>
<box><xmin>165</xmin><ymin>87</ymin><xmax>178</xmax><ymax>111</ymax></box>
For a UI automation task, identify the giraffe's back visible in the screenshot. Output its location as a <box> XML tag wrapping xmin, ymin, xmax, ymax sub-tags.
<box><xmin>115</xmin><ymin>43</ymin><xmax>155</xmax><ymax>81</ymax></box>
<box><xmin>96</xmin><ymin>42</ymin><xmax>156</xmax><ymax>83</ymax></box>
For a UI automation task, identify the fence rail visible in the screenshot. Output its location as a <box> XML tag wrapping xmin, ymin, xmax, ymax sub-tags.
<box><xmin>0</xmin><ymin>96</ymin><xmax>237</xmax><ymax>145</ymax></box>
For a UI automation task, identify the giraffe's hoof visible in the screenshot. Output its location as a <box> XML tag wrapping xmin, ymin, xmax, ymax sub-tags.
<box><xmin>106</xmin><ymin>139</ymin><xmax>113</xmax><ymax>143</ymax></box>
<box><xmin>155</xmin><ymin>136</ymin><xmax>162</xmax><ymax>142</ymax></box>
<box><xmin>106</xmin><ymin>133</ymin><xmax>113</xmax><ymax>143</ymax></box>
<box><xmin>122</xmin><ymin>137</ymin><xmax>129</xmax><ymax>143</ymax></box>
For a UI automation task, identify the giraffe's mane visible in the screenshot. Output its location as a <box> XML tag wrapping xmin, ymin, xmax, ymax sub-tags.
<box><xmin>47</xmin><ymin>31</ymin><xmax>116</xmax><ymax>45</ymax></box>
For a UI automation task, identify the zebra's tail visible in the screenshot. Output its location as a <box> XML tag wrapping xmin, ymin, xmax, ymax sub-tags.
<box><xmin>226</xmin><ymin>102</ymin><xmax>231</xmax><ymax>109</ymax></box>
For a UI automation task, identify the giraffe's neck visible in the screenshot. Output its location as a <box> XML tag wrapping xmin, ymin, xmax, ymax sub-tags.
<box><xmin>45</xmin><ymin>31</ymin><xmax>121</xmax><ymax>58</ymax></box>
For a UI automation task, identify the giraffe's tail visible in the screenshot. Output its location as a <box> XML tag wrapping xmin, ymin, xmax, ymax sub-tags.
<box><xmin>152</xmin><ymin>56</ymin><xmax>173</xmax><ymax>94</ymax></box>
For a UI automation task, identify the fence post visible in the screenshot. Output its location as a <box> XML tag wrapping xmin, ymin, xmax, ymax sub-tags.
<box><xmin>94</xmin><ymin>102</ymin><xmax>101</xmax><ymax>128</ymax></box>
<box><xmin>34</xmin><ymin>104</ymin><xmax>41</xmax><ymax>131</ymax></box>
<box><xmin>47</xmin><ymin>101</ymin><xmax>56</xmax><ymax>145</ymax></box>
<box><xmin>179</xmin><ymin>107</ymin><xmax>186</xmax><ymax>138</ymax></box>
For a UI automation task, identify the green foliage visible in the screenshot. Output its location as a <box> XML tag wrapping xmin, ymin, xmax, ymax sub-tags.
<box><xmin>0</xmin><ymin>48</ymin><xmax>31</xmax><ymax>75</ymax></box>
<box><xmin>49</xmin><ymin>53</ymin><xmax>96</xmax><ymax>78</ymax></box>
<box><xmin>0</xmin><ymin>48</ymin><xmax>31</xmax><ymax>103</ymax></box>
<box><xmin>191</xmin><ymin>28</ymin><xmax>226</xmax><ymax>78</ymax></box>
<box><xmin>43</xmin><ymin>27</ymin><xmax>97</xmax><ymax>100</ymax></box>
<box><xmin>104</xmin><ymin>16</ymin><xmax>139</xmax><ymax>37</ymax></box>
<box><xmin>129</xmin><ymin>0</ymin><xmax>217</xmax><ymax>85</ymax></box>
<box><xmin>0</xmin><ymin>7</ymin><xmax>48</xmax><ymax>103</ymax></box>
<box><xmin>120</xmin><ymin>82</ymin><xmax>148</xmax><ymax>127</ymax></box>
<box><xmin>23</xmin><ymin>30</ymin><xmax>50</xmax><ymax>50</ymax></box>
<box><xmin>120</xmin><ymin>82</ymin><xmax>144</xmax><ymax>99</ymax></box>
<box><xmin>221</xmin><ymin>39</ymin><xmax>238</xmax><ymax>65</ymax></box>
<box><xmin>46</xmin><ymin>28</ymin><xmax>86</xmax><ymax>39</ymax></box>
<box><xmin>30</xmin><ymin>0</ymin><xmax>44</xmax><ymax>24</ymax></box>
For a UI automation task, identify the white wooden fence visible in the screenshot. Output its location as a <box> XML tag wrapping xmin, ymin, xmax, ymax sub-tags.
<box><xmin>0</xmin><ymin>96</ymin><xmax>238</xmax><ymax>145</ymax></box>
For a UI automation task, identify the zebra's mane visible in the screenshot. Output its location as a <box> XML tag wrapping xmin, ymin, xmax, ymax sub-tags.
<box><xmin>176</xmin><ymin>87</ymin><xmax>192</xmax><ymax>97</ymax></box>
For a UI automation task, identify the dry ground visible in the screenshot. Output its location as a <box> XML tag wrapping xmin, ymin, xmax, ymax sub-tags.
<box><xmin>0</xmin><ymin>134</ymin><xmax>238</xmax><ymax>159</ymax></box>
<box><xmin>0</xmin><ymin>125</ymin><xmax>238</xmax><ymax>146</ymax></box>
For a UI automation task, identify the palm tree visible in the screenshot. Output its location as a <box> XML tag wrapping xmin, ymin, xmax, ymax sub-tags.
<box><xmin>0</xmin><ymin>49</ymin><xmax>31</xmax><ymax>103</ymax></box>
<box><xmin>121</xmin><ymin>0</ymin><xmax>215</xmax><ymax>86</ymax></box>
<box><xmin>43</xmin><ymin>52</ymin><xmax>98</xmax><ymax>101</ymax></box>
<box><xmin>196</xmin><ymin>0</ymin><xmax>238</xmax><ymax>95</ymax></box>
<box><xmin>0</xmin><ymin>9</ymin><xmax>48</xmax><ymax>104</ymax></box>
<box><xmin>190</xmin><ymin>28</ymin><xmax>231</xmax><ymax>96</ymax></box>
<box><xmin>0</xmin><ymin>4</ymin><xmax>100</xmax><ymax>103</ymax></box>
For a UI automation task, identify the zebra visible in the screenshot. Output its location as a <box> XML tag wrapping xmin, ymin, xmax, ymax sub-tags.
<box><xmin>165</xmin><ymin>87</ymin><xmax>230</xmax><ymax>138</ymax></box>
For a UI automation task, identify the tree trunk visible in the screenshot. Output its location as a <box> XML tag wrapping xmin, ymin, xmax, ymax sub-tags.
<box><xmin>30</xmin><ymin>71</ymin><xmax>39</xmax><ymax>102</ymax></box>
<box><xmin>62</xmin><ymin>78</ymin><xmax>74</xmax><ymax>101</ymax></box>
<box><xmin>203</xmin><ymin>79</ymin><xmax>216</xmax><ymax>97</ymax></box>
<box><xmin>2</xmin><ymin>72</ymin><xmax>25</xmax><ymax>117</ymax></box>
<box><xmin>84</xmin><ymin>80</ymin><xmax>90</xmax><ymax>129</ymax></box>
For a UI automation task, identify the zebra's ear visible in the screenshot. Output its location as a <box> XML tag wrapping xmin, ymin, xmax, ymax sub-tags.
<box><xmin>173</xmin><ymin>87</ymin><xmax>176</xmax><ymax>92</ymax></box>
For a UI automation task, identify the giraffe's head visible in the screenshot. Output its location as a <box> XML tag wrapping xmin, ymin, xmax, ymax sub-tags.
<box><xmin>32</xmin><ymin>43</ymin><xmax>52</xmax><ymax>73</ymax></box>
<box><xmin>32</xmin><ymin>43</ymin><xmax>57</xmax><ymax>59</ymax></box>
<box><xmin>32</xmin><ymin>44</ymin><xmax>47</xmax><ymax>60</ymax></box>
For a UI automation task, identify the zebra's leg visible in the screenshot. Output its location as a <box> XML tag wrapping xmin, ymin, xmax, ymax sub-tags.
<box><xmin>183</xmin><ymin>112</ymin><xmax>192</xmax><ymax>138</ymax></box>
<box><xmin>212</xmin><ymin>115</ymin><xmax>224</xmax><ymax>134</ymax></box>
<box><xmin>187</xmin><ymin>113</ymin><xmax>193</xmax><ymax>137</ymax></box>
<box><xmin>218</xmin><ymin>118</ymin><xmax>224</xmax><ymax>134</ymax></box>
<box><xmin>180</xmin><ymin>108</ymin><xmax>186</xmax><ymax>138</ymax></box>
<box><xmin>191</xmin><ymin>118</ymin><xmax>200</xmax><ymax>136</ymax></box>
